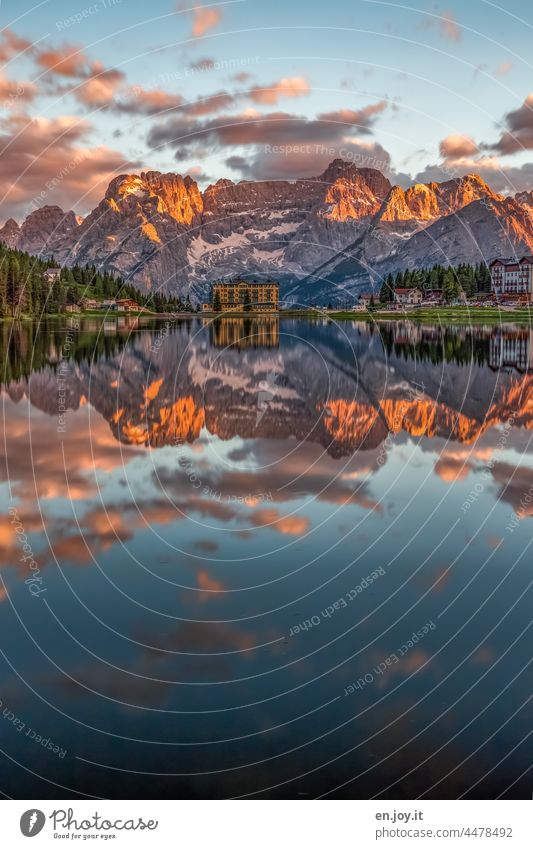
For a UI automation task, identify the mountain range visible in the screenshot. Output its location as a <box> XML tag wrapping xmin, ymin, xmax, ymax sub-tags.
<box><xmin>4</xmin><ymin>321</ymin><xmax>532</xmax><ymax>458</ymax></box>
<box><xmin>2</xmin><ymin>159</ymin><xmax>533</xmax><ymax>303</ymax></box>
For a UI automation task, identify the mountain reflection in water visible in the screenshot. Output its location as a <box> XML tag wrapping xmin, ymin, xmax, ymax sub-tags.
<box><xmin>0</xmin><ymin>316</ymin><xmax>531</xmax><ymax>799</ymax></box>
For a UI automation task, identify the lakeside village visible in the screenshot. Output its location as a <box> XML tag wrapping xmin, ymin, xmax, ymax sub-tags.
<box><xmin>1</xmin><ymin>240</ymin><xmax>533</xmax><ymax>319</ymax></box>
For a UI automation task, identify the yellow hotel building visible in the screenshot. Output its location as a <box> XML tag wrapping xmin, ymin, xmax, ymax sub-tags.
<box><xmin>210</xmin><ymin>280</ymin><xmax>279</xmax><ymax>312</ymax></box>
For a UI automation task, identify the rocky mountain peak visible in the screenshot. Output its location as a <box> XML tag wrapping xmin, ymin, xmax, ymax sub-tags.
<box><xmin>104</xmin><ymin>171</ymin><xmax>203</xmax><ymax>225</ymax></box>
<box><xmin>437</xmin><ymin>173</ymin><xmax>501</xmax><ymax>211</ymax></box>
<box><xmin>314</xmin><ymin>159</ymin><xmax>392</xmax><ymax>221</ymax></box>
<box><xmin>0</xmin><ymin>217</ymin><xmax>21</xmax><ymax>248</ymax></box>
<box><xmin>318</xmin><ymin>158</ymin><xmax>360</xmax><ymax>182</ymax></box>
<box><xmin>378</xmin><ymin>172</ymin><xmax>502</xmax><ymax>224</ymax></box>
<box><xmin>15</xmin><ymin>206</ymin><xmax>80</xmax><ymax>256</ymax></box>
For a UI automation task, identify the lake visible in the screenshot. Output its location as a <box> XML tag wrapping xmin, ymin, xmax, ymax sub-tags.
<box><xmin>0</xmin><ymin>315</ymin><xmax>531</xmax><ymax>799</ymax></box>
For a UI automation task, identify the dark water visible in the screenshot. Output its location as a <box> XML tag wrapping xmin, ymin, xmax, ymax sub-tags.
<box><xmin>0</xmin><ymin>316</ymin><xmax>531</xmax><ymax>799</ymax></box>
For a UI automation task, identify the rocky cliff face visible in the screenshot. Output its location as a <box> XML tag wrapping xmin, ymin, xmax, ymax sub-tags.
<box><xmin>379</xmin><ymin>175</ymin><xmax>501</xmax><ymax>222</ymax></box>
<box><xmin>2</xmin><ymin>160</ymin><xmax>532</xmax><ymax>302</ymax></box>
<box><xmin>0</xmin><ymin>218</ymin><xmax>21</xmax><ymax>248</ymax></box>
<box><xmin>1</xmin><ymin>205</ymin><xmax>81</xmax><ymax>259</ymax></box>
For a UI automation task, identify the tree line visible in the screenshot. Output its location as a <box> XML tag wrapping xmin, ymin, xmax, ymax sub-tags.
<box><xmin>0</xmin><ymin>245</ymin><xmax>192</xmax><ymax>318</ymax></box>
<box><xmin>378</xmin><ymin>262</ymin><xmax>492</xmax><ymax>304</ymax></box>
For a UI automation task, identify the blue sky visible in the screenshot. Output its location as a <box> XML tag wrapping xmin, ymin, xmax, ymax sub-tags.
<box><xmin>2</xmin><ymin>0</ymin><xmax>533</xmax><ymax>218</ymax></box>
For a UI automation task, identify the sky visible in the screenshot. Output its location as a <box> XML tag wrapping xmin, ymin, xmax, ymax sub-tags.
<box><xmin>2</xmin><ymin>0</ymin><xmax>533</xmax><ymax>219</ymax></box>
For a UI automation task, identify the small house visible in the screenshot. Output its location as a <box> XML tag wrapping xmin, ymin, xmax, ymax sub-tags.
<box><xmin>358</xmin><ymin>292</ymin><xmax>375</xmax><ymax>308</ymax></box>
<box><xmin>394</xmin><ymin>287</ymin><xmax>423</xmax><ymax>306</ymax></box>
<box><xmin>44</xmin><ymin>268</ymin><xmax>61</xmax><ymax>284</ymax></box>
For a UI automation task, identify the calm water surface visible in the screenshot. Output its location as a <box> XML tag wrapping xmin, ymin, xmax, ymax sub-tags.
<box><xmin>0</xmin><ymin>316</ymin><xmax>531</xmax><ymax>798</ymax></box>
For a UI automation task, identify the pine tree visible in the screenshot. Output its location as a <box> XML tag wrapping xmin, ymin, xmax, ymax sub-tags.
<box><xmin>379</xmin><ymin>273</ymin><xmax>394</xmax><ymax>303</ymax></box>
<box><xmin>6</xmin><ymin>256</ymin><xmax>22</xmax><ymax>317</ymax></box>
<box><xmin>442</xmin><ymin>268</ymin><xmax>461</xmax><ymax>303</ymax></box>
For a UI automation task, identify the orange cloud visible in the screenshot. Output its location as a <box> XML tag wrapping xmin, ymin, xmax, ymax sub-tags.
<box><xmin>0</xmin><ymin>75</ymin><xmax>37</xmax><ymax>105</ymax></box>
<box><xmin>420</xmin><ymin>10</ymin><xmax>461</xmax><ymax>42</ymax></box>
<box><xmin>191</xmin><ymin>4</ymin><xmax>222</xmax><ymax>37</ymax></box>
<box><xmin>440</xmin><ymin>11</ymin><xmax>461</xmax><ymax>41</ymax></box>
<box><xmin>318</xmin><ymin>102</ymin><xmax>387</xmax><ymax>126</ymax></box>
<box><xmin>434</xmin><ymin>455</ymin><xmax>472</xmax><ymax>482</ymax></box>
<box><xmin>252</xmin><ymin>508</ymin><xmax>309</xmax><ymax>536</ymax></box>
<box><xmin>35</xmin><ymin>44</ymin><xmax>89</xmax><ymax>77</ymax></box>
<box><xmin>119</xmin><ymin>86</ymin><xmax>184</xmax><ymax>115</ymax></box>
<box><xmin>0</xmin><ymin>29</ymin><xmax>32</xmax><ymax>63</ymax></box>
<box><xmin>495</xmin><ymin>62</ymin><xmax>513</xmax><ymax>76</ymax></box>
<box><xmin>440</xmin><ymin>133</ymin><xmax>479</xmax><ymax>159</ymax></box>
<box><xmin>0</xmin><ymin>113</ymin><xmax>137</xmax><ymax>218</ymax></box>
<box><xmin>75</xmin><ymin>69</ymin><xmax>124</xmax><ymax>108</ymax></box>
<box><xmin>249</xmin><ymin>77</ymin><xmax>311</xmax><ymax>105</ymax></box>
<box><xmin>197</xmin><ymin>569</ymin><xmax>224</xmax><ymax>593</ymax></box>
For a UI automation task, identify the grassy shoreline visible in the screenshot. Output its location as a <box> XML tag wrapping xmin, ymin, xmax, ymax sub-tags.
<box><xmin>327</xmin><ymin>307</ymin><xmax>533</xmax><ymax>325</ymax></box>
<box><xmin>3</xmin><ymin>306</ymin><xmax>533</xmax><ymax>325</ymax></box>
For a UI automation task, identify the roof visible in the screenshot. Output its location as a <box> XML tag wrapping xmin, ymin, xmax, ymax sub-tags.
<box><xmin>394</xmin><ymin>287</ymin><xmax>421</xmax><ymax>293</ymax></box>
<box><xmin>213</xmin><ymin>280</ymin><xmax>279</xmax><ymax>286</ymax></box>
<box><xmin>490</xmin><ymin>256</ymin><xmax>533</xmax><ymax>267</ymax></box>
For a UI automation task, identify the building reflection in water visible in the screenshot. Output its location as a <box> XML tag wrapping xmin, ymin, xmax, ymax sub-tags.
<box><xmin>489</xmin><ymin>328</ymin><xmax>533</xmax><ymax>373</ymax></box>
<box><xmin>207</xmin><ymin>315</ymin><xmax>279</xmax><ymax>348</ymax></box>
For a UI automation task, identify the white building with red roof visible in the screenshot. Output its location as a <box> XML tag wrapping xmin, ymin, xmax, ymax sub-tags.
<box><xmin>393</xmin><ymin>287</ymin><xmax>423</xmax><ymax>306</ymax></box>
<box><xmin>489</xmin><ymin>256</ymin><xmax>533</xmax><ymax>300</ymax></box>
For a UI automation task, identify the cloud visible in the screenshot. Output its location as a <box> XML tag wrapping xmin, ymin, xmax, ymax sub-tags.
<box><xmin>317</xmin><ymin>102</ymin><xmax>387</xmax><ymax>128</ymax></box>
<box><xmin>249</xmin><ymin>77</ymin><xmax>311</xmax><ymax>105</ymax></box>
<box><xmin>0</xmin><ymin>395</ymin><xmax>143</xmax><ymax>505</ymax></box>
<box><xmin>0</xmin><ymin>75</ymin><xmax>37</xmax><ymax>105</ymax></box>
<box><xmin>33</xmin><ymin>43</ymin><xmax>130</xmax><ymax>113</ymax></box>
<box><xmin>490</xmin><ymin>462</ymin><xmax>533</xmax><ymax>516</ymax></box>
<box><xmin>495</xmin><ymin>62</ymin><xmax>513</xmax><ymax>76</ymax></box>
<box><xmin>420</xmin><ymin>9</ymin><xmax>461</xmax><ymax>41</ymax></box>
<box><xmin>183</xmin><ymin>90</ymin><xmax>236</xmax><ymax>116</ymax></box>
<box><xmin>0</xmin><ymin>28</ymin><xmax>33</xmax><ymax>63</ymax></box>
<box><xmin>439</xmin><ymin>134</ymin><xmax>478</xmax><ymax>159</ymax></box>
<box><xmin>251</xmin><ymin>508</ymin><xmax>309</xmax><ymax>536</ymax></box>
<box><xmin>80</xmin><ymin>74</ymin><xmax>309</xmax><ymax>121</ymax></box>
<box><xmin>195</xmin><ymin>568</ymin><xmax>225</xmax><ymax>602</ymax></box>
<box><xmin>231</xmin><ymin>71</ymin><xmax>253</xmax><ymax>83</ymax></box>
<box><xmin>225</xmin><ymin>153</ymin><xmax>251</xmax><ymax>174</ymax></box>
<box><xmin>114</xmin><ymin>85</ymin><xmax>184</xmax><ymax>115</ymax></box>
<box><xmin>0</xmin><ymin>113</ymin><xmax>137</xmax><ymax>218</ymax></box>
<box><xmin>439</xmin><ymin>10</ymin><xmax>461</xmax><ymax>41</ymax></box>
<box><xmin>187</xmin><ymin>164</ymin><xmax>211</xmax><ymax>182</ymax></box>
<box><xmin>190</xmin><ymin>4</ymin><xmax>222</xmax><ymax>37</ymax></box>
<box><xmin>75</xmin><ymin>68</ymin><xmax>125</xmax><ymax>108</ymax></box>
<box><xmin>434</xmin><ymin>455</ymin><xmax>472</xmax><ymax>482</ymax></box>
<box><xmin>35</xmin><ymin>44</ymin><xmax>90</xmax><ymax>77</ymax></box>
<box><xmin>189</xmin><ymin>57</ymin><xmax>215</xmax><ymax>71</ymax></box>
<box><xmin>147</xmin><ymin>100</ymin><xmax>389</xmax><ymax>179</ymax></box>
<box><xmin>244</xmin><ymin>139</ymin><xmax>392</xmax><ymax>181</ymax></box>
<box><xmin>488</xmin><ymin>93</ymin><xmax>533</xmax><ymax>155</ymax></box>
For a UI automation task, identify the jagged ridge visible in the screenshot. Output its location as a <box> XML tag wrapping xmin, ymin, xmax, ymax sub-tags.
<box><xmin>1</xmin><ymin>161</ymin><xmax>532</xmax><ymax>302</ymax></box>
